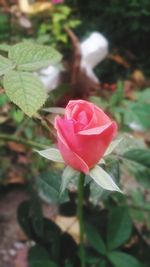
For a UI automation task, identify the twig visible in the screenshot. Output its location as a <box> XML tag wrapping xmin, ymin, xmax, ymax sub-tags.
<box><xmin>0</xmin><ymin>133</ymin><xmax>48</xmax><ymax>149</ymax></box>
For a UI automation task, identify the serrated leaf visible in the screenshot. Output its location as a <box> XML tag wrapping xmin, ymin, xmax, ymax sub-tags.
<box><xmin>60</xmin><ymin>166</ymin><xmax>78</xmax><ymax>194</ymax></box>
<box><xmin>107</xmin><ymin>207</ymin><xmax>132</xmax><ymax>250</ymax></box>
<box><xmin>0</xmin><ymin>55</ymin><xmax>15</xmax><ymax>76</ymax></box>
<box><xmin>9</xmin><ymin>42</ymin><xmax>62</xmax><ymax>71</ymax></box>
<box><xmin>104</xmin><ymin>138</ymin><xmax>122</xmax><ymax>156</ymax></box>
<box><xmin>85</xmin><ymin>223</ymin><xmax>106</xmax><ymax>255</ymax></box>
<box><xmin>3</xmin><ymin>70</ymin><xmax>47</xmax><ymax>116</ymax></box>
<box><xmin>89</xmin><ymin>165</ymin><xmax>122</xmax><ymax>192</ymax></box>
<box><xmin>36</xmin><ymin>148</ymin><xmax>64</xmax><ymax>163</ymax></box>
<box><xmin>108</xmin><ymin>251</ymin><xmax>142</xmax><ymax>267</ymax></box>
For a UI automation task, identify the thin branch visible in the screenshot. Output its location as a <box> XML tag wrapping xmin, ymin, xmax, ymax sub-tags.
<box><xmin>0</xmin><ymin>133</ymin><xmax>49</xmax><ymax>150</ymax></box>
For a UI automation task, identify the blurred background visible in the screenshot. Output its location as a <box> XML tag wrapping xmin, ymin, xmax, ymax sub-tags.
<box><xmin>0</xmin><ymin>1</ymin><xmax>150</xmax><ymax>267</ymax></box>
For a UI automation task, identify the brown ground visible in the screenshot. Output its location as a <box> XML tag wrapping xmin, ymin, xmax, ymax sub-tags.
<box><xmin>0</xmin><ymin>189</ymin><xmax>28</xmax><ymax>267</ymax></box>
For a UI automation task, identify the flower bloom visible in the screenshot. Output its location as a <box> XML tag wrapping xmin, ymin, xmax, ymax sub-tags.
<box><xmin>55</xmin><ymin>100</ymin><xmax>117</xmax><ymax>174</ymax></box>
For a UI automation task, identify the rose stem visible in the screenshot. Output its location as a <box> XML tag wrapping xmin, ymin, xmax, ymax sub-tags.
<box><xmin>77</xmin><ymin>172</ymin><xmax>86</xmax><ymax>267</ymax></box>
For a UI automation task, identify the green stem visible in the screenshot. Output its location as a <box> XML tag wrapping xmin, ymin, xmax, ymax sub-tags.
<box><xmin>77</xmin><ymin>172</ymin><xmax>85</xmax><ymax>267</ymax></box>
<box><xmin>0</xmin><ymin>133</ymin><xmax>48</xmax><ymax>149</ymax></box>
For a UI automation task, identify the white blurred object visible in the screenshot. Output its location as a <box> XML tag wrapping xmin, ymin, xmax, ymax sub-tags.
<box><xmin>39</xmin><ymin>32</ymin><xmax>108</xmax><ymax>91</ymax></box>
<box><xmin>39</xmin><ymin>66</ymin><xmax>61</xmax><ymax>91</ymax></box>
<box><xmin>81</xmin><ymin>32</ymin><xmax>108</xmax><ymax>69</ymax></box>
<box><xmin>80</xmin><ymin>32</ymin><xmax>108</xmax><ymax>83</ymax></box>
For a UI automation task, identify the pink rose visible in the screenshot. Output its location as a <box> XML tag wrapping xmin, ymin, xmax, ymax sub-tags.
<box><xmin>55</xmin><ymin>100</ymin><xmax>117</xmax><ymax>174</ymax></box>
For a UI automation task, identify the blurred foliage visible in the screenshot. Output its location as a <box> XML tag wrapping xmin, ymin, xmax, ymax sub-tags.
<box><xmin>66</xmin><ymin>0</ymin><xmax>150</xmax><ymax>75</ymax></box>
<box><xmin>37</xmin><ymin>4</ymin><xmax>81</xmax><ymax>45</ymax></box>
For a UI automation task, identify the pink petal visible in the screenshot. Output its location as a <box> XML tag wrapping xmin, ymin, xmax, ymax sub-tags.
<box><xmin>58</xmin><ymin>139</ymin><xmax>89</xmax><ymax>174</ymax></box>
<box><xmin>55</xmin><ymin>116</ymin><xmax>89</xmax><ymax>174</ymax></box>
<box><xmin>78</xmin><ymin>122</ymin><xmax>112</xmax><ymax>135</ymax></box>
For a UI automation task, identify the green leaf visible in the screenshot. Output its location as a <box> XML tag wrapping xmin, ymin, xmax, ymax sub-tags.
<box><xmin>136</xmin><ymin>88</ymin><xmax>150</xmax><ymax>103</ymax></box>
<box><xmin>109</xmin><ymin>80</ymin><xmax>124</xmax><ymax>107</ymax></box>
<box><xmin>29</xmin><ymin>245</ymin><xmax>58</xmax><ymax>267</ymax></box>
<box><xmin>30</xmin><ymin>195</ymin><xmax>43</xmax><ymax>237</ymax></box>
<box><xmin>90</xmin><ymin>180</ymin><xmax>109</xmax><ymax>204</ymax></box>
<box><xmin>89</xmin><ymin>165</ymin><xmax>122</xmax><ymax>192</ymax></box>
<box><xmin>17</xmin><ymin>201</ymin><xmax>33</xmax><ymax>238</ymax></box>
<box><xmin>0</xmin><ymin>55</ymin><xmax>15</xmax><ymax>76</ymax></box>
<box><xmin>17</xmin><ymin>198</ymin><xmax>43</xmax><ymax>239</ymax></box>
<box><xmin>36</xmin><ymin>148</ymin><xmax>64</xmax><ymax>163</ymax></box>
<box><xmin>85</xmin><ymin>223</ymin><xmax>106</xmax><ymax>255</ymax></box>
<box><xmin>0</xmin><ymin>43</ymin><xmax>11</xmax><ymax>52</ymax></box>
<box><xmin>8</xmin><ymin>42</ymin><xmax>62</xmax><ymax>71</ymax></box>
<box><xmin>29</xmin><ymin>245</ymin><xmax>49</xmax><ymax>261</ymax></box>
<box><xmin>11</xmin><ymin>109</ymin><xmax>24</xmax><ymax>123</ymax></box>
<box><xmin>105</xmin><ymin>159</ymin><xmax>120</xmax><ymax>185</ymax></box>
<box><xmin>60</xmin><ymin>166</ymin><xmax>78</xmax><ymax>194</ymax></box>
<box><xmin>108</xmin><ymin>251</ymin><xmax>142</xmax><ymax>267</ymax></box>
<box><xmin>123</xmin><ymin>149</ymin><xmax>150</xmax><ymax>168</ymax></box>
<box><xmin>123</xmin><ymin>101</ymin><xmax>150</xmax><ymax>130</ymax></box>
<box><xmin>134</xmin><ymin>165</ymin><xmax>150</xmax><ymax>188</ymax></box>
<box><xmin>3</xmin><ymin>70</ymin><xmax>47</xmax><ymax>117</ymax></box>
<box><xmin>104</xmin><ymin>138</ymin><xmax>122</xmax><ymax>157</ymax></box>
<box><xmin>107</xmin><ymin>207</ymin><xmax>132</xmax><ymax>250</ymax></box>
<box><xmin>36</xmin><ymin>172</ymin><xmax>68</xmax><ymax>203</ymax></box>
<box><xmin>30</xmin><ymin>261</ymin><xmax>58</xmax><ymax>267</ymax></box>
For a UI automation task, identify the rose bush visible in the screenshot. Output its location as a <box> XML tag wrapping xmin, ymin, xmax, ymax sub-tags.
<box><xmin>55</xmin><ymin>100</ymin><xmax>117</xmax><ymax>174</ymax></box>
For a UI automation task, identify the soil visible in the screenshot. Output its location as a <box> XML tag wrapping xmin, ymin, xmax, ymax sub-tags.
<box><xmin>0</xmin><ymin>188</ymin><xmax>28</xmax><ymax>267</ymax></box>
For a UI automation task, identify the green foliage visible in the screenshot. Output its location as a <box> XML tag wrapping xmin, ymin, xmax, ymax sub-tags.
<box><xmin>108</xmin><ymin>86</ymin><xmax>150</xmax><ymax>130</ymax></box>
<box><xmin>36</xmin><ymin>148</ymin><xmax>64</xmax><ymax>163</ymax></box>
<box><xmin>109</xmin><ymin>81</ymin><xmax>124</xmax><ymax>107</ymax></box>
<box><xmin>123</xmin><ymin>101</ymin><xmax>150</xmax><ymax>130</ymax></box>
<box><xmin>123</xmin><ymin>149</ymin><xmax>150</xmax><ymax>168</ymax></box>
<box><xmin>0</xmin><ymin>4</ymin><xmax>149</xmax><ymax>267</ymax></box>
<box><xmin>30</xmin><ymin>194</ymin><xmax>44</xmax><ymax>237</ymax></box>
<box><xmin>0</xmin><ymin>42</ymin><xmax>62</xmax><ymax>116</ymax></box>
<box><xmin>3</xmin><ymin>70</ymin><xmax>47</xmax><ymax>117</ymax></box>
<box><xmin>67</xmin><ymin>0</ymin><xmax>150</xmax><ymax>74</ymax></box>
<box><xmin>36</xmin><ymin>172</ymin><xmax>68</xmax><ymax>203</ymax></box>
<box><xmin>107</xmin><ymin>207</ymin><xmax>132</xmax><ymax>250</ymax></box>
<box><xmin>0</xmin><ymin>13</ymin><xmax>10</xmax><ymax>41</ymax></box>
<box><xmin>29</xmin><ymin>245</ymin><xmax>58</xmax><ymax>267</ymax></box>
<box><xmin>136</xmin><ymin>88</ymin><xmax>150</xmax><ymax>103</ymax></box>
<box><xmin>108</xmin><ymin>251</ymin><xmax>142</xmax><ymax>267</ymax></box>
<box><xmin>89</xmin><ymin>165</ymin><xmax>122</xmax><ymax>192</ymax></box>
<box><xmin>38</xmin><ymin>5</ymin><xmax>81</xmax><ymax>45</ymax></box>
<box><xmin>85</xmin><ymin>223</ymin><xmax>106</xmax><ymax>255</ymax></box>
<box><xmin>0</xmin><ymin>55</ymin><xmax>15</xmax><ymax>76</ymax></box>
<box><xmin>60</xmin><ymin>166</ymin><xmax>78</xmax><ymax>194</ymax></box>
<box><xmin>8</xmin><ymin>42</ymin><xmax>62</xmax><ymax>71</ymax></box>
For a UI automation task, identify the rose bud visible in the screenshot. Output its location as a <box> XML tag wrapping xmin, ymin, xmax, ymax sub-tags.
<box><xmin>55</xmin><ymin>100</ymin><xmax>117</xmax><ymax>174</ymax></box>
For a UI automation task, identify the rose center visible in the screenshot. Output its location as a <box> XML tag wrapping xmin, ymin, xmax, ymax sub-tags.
<box><xmin>77</xmin><ymin>111</ymin><xmax>89</xmax><ymax>125</ymax></box>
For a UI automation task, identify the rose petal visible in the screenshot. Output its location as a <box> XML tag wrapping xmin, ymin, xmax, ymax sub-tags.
<box><xmin>84</xmin><ymin>105</ymin><xmax>111</xmax><ymax>129</ymax></box>
<box><xmin>78</xmin><ymin>122</ymin><xmax>112</xmax><ymax>135</ymax></box>
<box><xmin>66</xmin><ymin>100</ymin><xmax>93</xmax><ymax>123</ymax></box>
<box><xmin>55</xmin><ymin>116</ymin><xmax>89</xmax><ymax>173</ymax></box>
<box><xmin>58</xmin><ymin>139</ymin><xmax>89</xmax><ymax>174</ymax></box>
